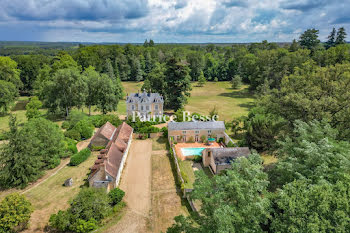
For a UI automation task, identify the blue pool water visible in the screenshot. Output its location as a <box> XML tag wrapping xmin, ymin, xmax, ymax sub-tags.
<box><xmin>181</xmin><ymin>148</ymin><xmax>205</xmax><ymax>156</ymax></box>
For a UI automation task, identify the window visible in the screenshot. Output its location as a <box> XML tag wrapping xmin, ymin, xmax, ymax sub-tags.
<box><xmin>195</xmin><ymin>135</ymin><xmax>199</xmax><ymax>142</ymax></box>
<box><xmin>182</xmin><ymin>131</ymin><xmax>187</xmax><ymax>134</ymax></box>
<box><xmin>155</xmin><ymin>105</ymin><xmax>158</xmax><ymax>110</ymax></box>
<box><xmin>141</xmin><ymin>106</ymin><xmax>144</xmax><ymax>111</ymax></box>
<box><xmin>132</xmin><ymin>105</ymin><xmax>135</xmax><ymax>110</ymax></box>
<box><xmin>208</xmin><ymin>130</ymin><xmax>212</xmax><ymax>134</ymax></box>
<box><xmin>177</xmin><ymin>136</ymin><xmax>180</xmax><ymax>142</ymax></box>
<box><xmin>146</xmin><ymin>106</ymin><xmax>149</xmax><ymax>111</ymax></box>
<box><xmin>195</xmin><ymin>130</ymin><xmax>199</xmax><ymax>134</ymax></box>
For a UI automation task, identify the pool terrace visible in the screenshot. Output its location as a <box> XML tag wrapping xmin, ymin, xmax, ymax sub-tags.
<box><xmin>174</xmin><ymin>142</ymin><xmax>221</xmax><ymax>161</ymax></box>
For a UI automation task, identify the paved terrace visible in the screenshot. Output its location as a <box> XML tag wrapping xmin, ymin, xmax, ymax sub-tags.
<box><xmin>175</xmin><ymin>142</ymin><xmax>222</xmax><ymax>160</ymax></box>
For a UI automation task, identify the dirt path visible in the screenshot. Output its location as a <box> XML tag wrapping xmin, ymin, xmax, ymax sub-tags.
<box><xmin>105</xmin><ymin>139</ymin><xmax>152</xmax><ymax>233</ymax></box>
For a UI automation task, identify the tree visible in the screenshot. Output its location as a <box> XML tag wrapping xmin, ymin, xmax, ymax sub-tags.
<box><xmin>96</xmin><ymin>74</ymin><xmax>119</xmax><ymax>114</ymax></box>
<box><xmin>0</xmin><ymin>80</ymin><xmax>17</xmax><ymax>114</ymax></box>
<box><xmin>197</xmin><ymin>71</ymin><xmax>206</xmax><ymax>87</ymax></box>
<box><xmin>231</xmin><ymin>75</ymin><xmax>242</xmax><ymax>89</ymax></box>
<box><xmin>259</xmin><ymin>63</ymin><xmax>350</xmax><ymax>140</ymax></box>
<box><xmin>41</xmin><ymin>68</ymin><xmax>88</xmax><ymax>117</ymax></box>
<box><xmin>12</xmin><ymin>54</ymin><xmax>49</xmax><ymax>93</ymax></box>
<box><xmin>0</xmin><ymin>116</ymin><xmax>65</xmax><ymax>188</ymax></box>
<box><xmin>270</xmin><ymin>120</ymin><xmax>350</xmax><ymax>188</ymax></box>
<box><xmin>149</xmin><ymin>39</ymin><xmax>155</xmax><ymax>47</ymax></box>
<box><xmin>51</xmin><ymin>53</ymin><xmax>80</xmax><ymax>73</ymax></box>
<box><xmin>0</xmin><ymin>193</ymin><xmax>33</xmax><ymax>233</ymax></box>
<box><xmin>164</xmin><ymin>57</ymin><xmax>192</xmax><ymax>111</ymax></box>
<box><xmin>335</xmin><ymin>27</ymin><xmax>347</xmax><ymax>45</ymax></box>
<box><xmin>143</xmin><ymin>39</ymin><xmax>149</xmax><ymax>47</ymax></box>
<box><xmin>49</xmin><ymin>187</ymin><xmax>112</xmax><ymax>232</ymax></box>
<box><xmin>83</xmin><ymin>66</ymin><xmax>100</xmax><ymax>115</ymax></box>
<box><xmin>289</xmin><ymin>39</ymin><xmax>300</xmax><ymax>52</ymax></box>
<box><xmin>168</xmin><ymin>154</ymin><xmax>270</xmax><ymax>232</ymax></box>
<box><xmin>187</xmin><ymin>51</ymin><xmax>204</xmax><ymax>81</ymax></box>
<box><xmin>326</xmin><ymin>27</ymin><xmax>336</xmax><ymax>49</ymax></box>
<box><xmin>25</xmin><ymin>96</ymin><xmax>42</xmax><ymax>120</ymax></box>
<box><xmin>0</xmin><ymin>56</ymin><xmax>22</xmax><ymax>88</ymax></box>
<box><xmin>271</xmin><ymin>180</ymin><xmax>350</xmax><ymax>232</ymax></box>
<box><xmin>243</xmin><ymin>107</ymin><xmax>286</xmax><ymax>152</ymax></box>
<box><xmin>141</xmin><ymin>62</ymin><xmax>166</xmax><ymax>96</ymax></box>
<box><xmin>299</xmin><ymin>28</ymin><xmax>320</xmax><ymax>50</ymax></box>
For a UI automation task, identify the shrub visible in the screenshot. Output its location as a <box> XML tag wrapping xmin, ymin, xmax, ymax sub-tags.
<box><xmin>66</xmin><ymin>110</ymin><xmax>88</xmax><ymax>129</ymax></box>
<box><xmin>181</xmin><ymin>171</ymin><xmax>188</xmax><ymax>183</ymax></box>
<box><xmin>61</xmin><ymin>121</ymin><xmax>70</xmax><ymax>129</ymax></box>
<box><xmin>193</xmin><ymin>155</ymin><xmax>202</xmax><ymax>163</ymax></box>
<box><xmin>113</xmin><ymin>201</ymin><xmax>126</xmax><ymax>213</ymax></box>
<box><xmin>200</xmin><ymin>135</ymin><xmax>207</xmax><ymax>142</ymax></box>
<box><xmin>74</xmin><ymin>120</ymin><xmax>94</xmax><ymax>139</ymax></box>
<box><xmin>63</xmin><ymin>137</ymin><xmax>78</xmax><ymax>157</ymax></box>
<box><xmin>91</xmin><ymin>145</ymin><xmax>105</xmax><ymax>151</ymax></box>
<box><xmin>91</xmin><ymin>115</ymin><xmax>122</xmax><ymax>128</ymax></box>
<box><xmin>73</xmin><ymin>218</ymin><xmax>98</xmax><ymax>233</ymax></box>
<box><xmin>161</xmin><ymin>127</ymin><xmax>168</xmax><ymax>138</ymax></box>
<box><xmin>188</xmin><ymin>136</ymin><xmax>194</xmax><ymax>143</ymax></box>
<box><xmin>0</xmin><ymin>132</ymin><xmax>8</xmax><ymax>140</ymax></box>
<box><xmin>227</xmin><ymin>141</ymin><xmax>235</xmax><ymax>147</ymax></box>
<box><xmin>65</xmin><ymin>129</ymin><xmax>81</xmax><ymax>141</ymax></box>
<box><xmin>70</xmin><ymin>148</ymin><xmax>91</xmax><ymax>166</ymax></box>
<box><xmin>0</xmin><ymin>193</ymin><xmax>33</xmax><ymax>233</ymax></box>
<box><xmin>108</xmin><ymin>188</ymin><xmax>125</xmax><ymax>206</ymax></box>
<box><xmin>49</xmin><ymin>188</ymin><xmax>112</xmax><ymax>232</ymax></box>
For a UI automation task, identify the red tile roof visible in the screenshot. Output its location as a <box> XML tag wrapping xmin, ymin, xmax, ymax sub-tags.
<box><xmin>89</xmin><ymin>121</ymin><xmax>133</xmax><ymax>180</ymax></box>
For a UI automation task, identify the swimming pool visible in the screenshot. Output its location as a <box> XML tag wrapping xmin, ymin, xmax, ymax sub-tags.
<box><xmin>181</xmin><ymin>147</ymin><xmax>205</xmax><ymax>156</ymax></box>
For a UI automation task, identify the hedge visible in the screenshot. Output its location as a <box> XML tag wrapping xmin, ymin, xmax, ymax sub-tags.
<box><xmin>69</xmin><ymin>148</ymin><xmax>91</xmax><ymax>166</ymax></box>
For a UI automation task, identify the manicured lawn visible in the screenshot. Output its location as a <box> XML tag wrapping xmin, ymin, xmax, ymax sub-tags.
<box><xmin>178</xmin><ymin>160</ymin><xmax>196</xmax><ymax>189</ymax></box>
<box><xmin>22</xmin><ymin>154</ymin><xmax>96</xmax><ymax>231</ymax></box>
<box><xmin>186</xmin><ymin>82</ymin><xmax>255</xmax><ymax>121</ymax></box>
<box><xmin>152</xmin><ymin>137</ymin><xmax>168</xmax><ymax>151</ymax></box>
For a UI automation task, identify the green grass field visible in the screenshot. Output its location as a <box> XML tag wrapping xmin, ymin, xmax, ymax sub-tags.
<box><xmin>0</xmin><ymin>81</ymin><xmax>254</xmax><ymax>132</ymax></box>
<box><xmin>120</xmin><ymin>81</ymin><xmax>255</xmax><ymax>121</ymax></box>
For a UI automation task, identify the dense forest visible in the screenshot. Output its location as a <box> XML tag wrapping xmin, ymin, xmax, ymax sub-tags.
<box><xmin>1</xmin><ymin>26</ymin><xmax>350</xmax><ymax>232</ymax></box>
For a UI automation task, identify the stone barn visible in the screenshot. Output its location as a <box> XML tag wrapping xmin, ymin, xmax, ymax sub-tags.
<box><xmin>88</xmin><ymin>122</ymin><xmax>133</xmax><ymax>191</ymax></box>
<box><xmin>202</xmin><ymin>147</ymin><xmax>250</xmax><ymax>174</ymax></box>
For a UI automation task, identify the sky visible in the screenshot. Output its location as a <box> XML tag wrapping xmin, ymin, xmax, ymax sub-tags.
<box><xmin>0</xmin><ymin>0</ymin><xmax>349</xmax><ymax>43</ymax></box>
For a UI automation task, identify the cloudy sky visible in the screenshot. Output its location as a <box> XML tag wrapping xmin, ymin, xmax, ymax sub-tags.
<box><xmin>0</xmin><ymin>0</ymin><xmax>349</xmax><ymax>43</ymax></box>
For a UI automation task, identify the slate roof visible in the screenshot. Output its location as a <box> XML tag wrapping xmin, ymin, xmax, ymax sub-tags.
<box><xmin>168</xmin><ymin>121</ymin><xmax>225</xmax><ymax>131</ymax></box>
<box><xmin>126</xmin><ymin>91</ymin><xmax>164</xmax><ymax>104</ymax></box>
<box><xmin>208</xmin><ymin>147</ymin><xmax>250</xmax><ymax>165</ymax></box>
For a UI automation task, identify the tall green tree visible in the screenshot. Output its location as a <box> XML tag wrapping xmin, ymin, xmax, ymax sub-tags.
<box><xmin>0</xmin><ymin>56</ymin><xmax>22</xmax><ymax>88</ymax></box>
<box><xmin>142</xmin><ymin>62</ymin><xmax>166</xmax><ymax>95</ymax></box>
<box><xmin>299</xmin><ymin>28</ymin><xmax>320</xmax><ymax>50</ymax></box>
<box><xmin>25</xmin><ymin>96</ymin><xmax>42</xmax><ymax>120</ymax></box>
<box><xmin>197</xmin><ymin>71</ymin><xmax>206</xmax><ymax>87</ymax></box>
<box><xmin>168</xmin><ymin>154</ymin><xmax>270</xmax><ymax>233</ymax></box>
<box><xmin>0</xmin><ymin>80</ymin><xmax>17</xmax><ymax>114</ymax></box>
<box><xmin>41</xmin><ymin>68</ymin><xmax>88</xmax><ymax>117</ymax></box>
<box><xmin>0</xmin><ymin>116</ymin><xmax>64</xmax><ymax>188</ymax></box>
<box><xmin>164</xmin><ymin>57</ymin><xmax>192</xmax><ymax>111</ymax></box>
<box><xmin>335</xmin><ymin>27</ymin><xmax>347</xmax><ymax>45</ymax></box>
<box><xmin>325</xmin><ymin>27</ymin><xmax>336</xmax><ymax>49</ymax></box>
